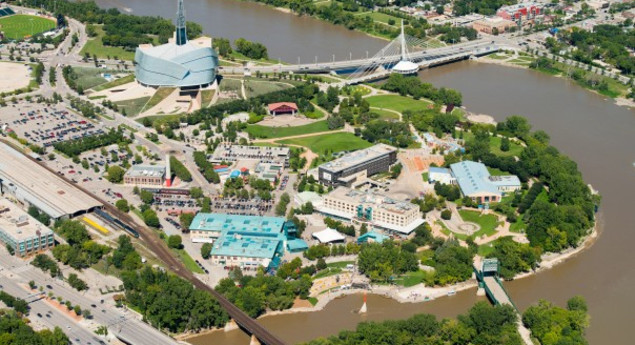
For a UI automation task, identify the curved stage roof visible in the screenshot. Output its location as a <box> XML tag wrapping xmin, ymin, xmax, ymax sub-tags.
<box><xmin>134</xmin><ymin>41</ymin><xmax>218</xmax><ymax>88</ymax></box>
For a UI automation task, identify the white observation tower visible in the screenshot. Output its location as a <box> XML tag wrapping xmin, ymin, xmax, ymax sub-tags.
<box><xmin>391</xmin><ymin>20</ymin><xmax>419</xmax><ymax>75</ymax></box>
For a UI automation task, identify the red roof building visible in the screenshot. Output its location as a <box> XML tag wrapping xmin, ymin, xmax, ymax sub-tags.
<box><xmin>497</xmin><ymin>3</ymin><xmax>541</xmax><ymax>21</ymax></box>
<box><xmin>267</xmin><ymin>102</ymin><xmax>298</xmax><ymax>116</ymax></box>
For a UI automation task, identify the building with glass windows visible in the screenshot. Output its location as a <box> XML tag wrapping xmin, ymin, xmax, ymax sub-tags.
<box><xmin>0</xmin><ymin>198</ymin><xmax>55</xmax><ymax>257</ymax></box>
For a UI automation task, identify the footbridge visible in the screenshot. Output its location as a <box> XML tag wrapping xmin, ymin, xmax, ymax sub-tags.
<box><xmin>474</xmin><ymin>258</ymin><xmax>533</xmax><ymax>345</ymax></box>
<box><xmin>220</xmin><ymin>39</ymin><xmax>503</xmax><ymax>79</ymax></box>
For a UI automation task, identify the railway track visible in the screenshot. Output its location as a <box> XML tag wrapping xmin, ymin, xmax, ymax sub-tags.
<box><xmin>1</xmin><ymin>139</ymin><xmax>287</xmax><ymax>345</ymax></box>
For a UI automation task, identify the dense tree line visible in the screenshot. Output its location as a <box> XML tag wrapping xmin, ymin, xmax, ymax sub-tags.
<box><xmin>404</xmin><ymin>106</ymin><xmax>460</xmax><ymax>138</ymax></box>
<box><xmin>22</xmin><ymin>0</ymin><xmax>201</xmax><ymax>51</ymax></box>
<box><xmin>121</xmin><ymin>266</ymin><xmax>229</xmax><ymax>332</ymax></box>
<box><xmin>382</xmin><ymin>74</ymin><xmax>463</xmax><ymax>110</ymax></box>
<box><xmin>358</xmin><ymin>241</ymin><xmax>418</xmax><ymax>282</ymax></box>
<box><xmin>523</xmin><ymin>296</ymin><xmax>590</xmax><ymax>345</ymax></box>
<box><xmin>0</xmin><ymin>291</ymin><xmax>29</xmax><ymax>315</ymax></box>
<box><xmin>234</xmin><ymin>38</ymin><xmax>268</xmax><ymax>60</ymax></box>
<box><xmin>463</xmin><ymin>116</ymin><xmax>598</xmax><ymax>253</ymax></box>
<box><xmin>434</xmin><ymin>182</ymin><xmax>461</xmax><ymax>201</ymax></box>
<box><xmin>193</xmin><ymin>151</ymin><xmax>220</xmax><ymax>183</ymax></box>
<box><xmin>362</xmin><ymin>120</ymin><xmax>412</xmax><ymax>148</ymax></box>
<box><xmin>453</xmin><ymin>0</ymin><xmax>515</xmax><ymax>16</ymax></box>
<box><xmin>488</xmin><ymin>237</ymin><xmax>541</xmax><ymax>280</ymax></box>
<box><xmin>517</xmin><ymin>182</ymin><xmax>543</xmax><ymax>214</ymax></box>
<box><xmin>431</xmin><ymin>239</ymin><xmax>474</xmax><ymax>285</ymax></box>
<box><xmin>27</xmin><ymin>206</ymin><xmax>51</xmax><ymax>226</ymax></box>
<box><xmin>0</xmin><ymin>313</ymin><xmax>69</xmax><ymax>345</ymax></box>
<box><xmin>216</xmin><ymin>272</ymin><xmax>312</xmax><ymax>317</ymax></box>
<box><xmin>559</xmin><ymin>25</ymin><xmax>635</xmax><ymax>75</ymax></box>
<box><xmin>302</xmin><ymin>301</ymin><xmax>522</xmax><ymax>345</ymax></box>
<box><xmin>31</xmin><ymin>254</ymin><xmax>60</xmax><ymax>278</ymax></box>
<box><xmin>53</xmin><ymin>128</ymin><xmax>130</xmax><ymax>156</ymax></box>
<box><xmin>304</xmin><ymin>242</ymin><xmax>361</xmax><ymax>260</ymax></box>
<box><xmin>51</xmin><ymin>220</ymin><xmax>111</xmax><ymax>270</ymax></box>
<box><xmin>169</xmin><ymin>155</ymin><xmax>192</xmax><ymax>182</ymax></box>
<box><xmin>324</xmin><ymin>217</ymin><xmax>356</xmax><ymax>237</ymax></box>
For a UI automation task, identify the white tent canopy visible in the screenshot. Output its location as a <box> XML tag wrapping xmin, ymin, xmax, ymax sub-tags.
<box><xmin>312</xmin><ymin>228</ymin><xmax>346</xmax><ymax>243</ymax></box>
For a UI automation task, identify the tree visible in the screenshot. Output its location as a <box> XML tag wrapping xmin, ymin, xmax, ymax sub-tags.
<box><xmin>28</xmin><ymin>280</ymin><xmax>36</xmax><ymax>289</ymax></box>
<box><xmin>115</xmin><ymin>199</ymin><xmax>130</xmax><ymax>212</ymax></box>
<box><xmin>140</xmin><ymin>190</ymin><xmax>154</xmax><ymax>205</ymax></box>
<box><xmin>441</xmin><ymin>209</ymin><xmax>452</xmax><ymax>220</ymax></box>
<box><xmin>142</xmin><ymin>208</ymin><xmax>160</xmax><ymax>228</ymax></box>
<box><xmin>106</xmin><ymin>166</ymin><xmax>125</xmax><ymax>183</ymax></box>
<box><xmin>168</xmin><ymin>235</ymin><xmax>182</xmax><ymax>249</ymax></box>
<box><xmin>201</xmin><ymin>243</ymin><xmax>212</xmax><ymax>259</ymax></box>
<box><xmin>500</xmin><ymin>137</ymin><xmax>511</xmax><ymax>152</ymax></box>
<box><xmin>179</xmin><ymin>213</ymin><xmax>195</xmax><ymax>229</ymax></box>
<box><xmin>316</xmin><ymin>258</ymin><xmax>327</xmax><ymax>270</ymax></box>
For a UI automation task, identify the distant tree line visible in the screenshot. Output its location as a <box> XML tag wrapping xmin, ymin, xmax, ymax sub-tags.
<box><xmin>53</xmin><ymin>128</ymin><xmax>130</xmax><ymax>156</ymax></box>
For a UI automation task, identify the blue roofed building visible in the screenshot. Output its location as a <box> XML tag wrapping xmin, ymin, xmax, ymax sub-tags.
<box><xmin>357</xmin><ymin>231</ymin><xmax>389</xmax><ymax>244</ymax></box>
<box><xmin>189</xmin><ymin>213</ymin><xmax>304</xmax><ymax>269</ymax></box>
<box><xmin>449</xmin><ymin>161</ymin><xmax>521</xmax><ymax>205</ymax></box>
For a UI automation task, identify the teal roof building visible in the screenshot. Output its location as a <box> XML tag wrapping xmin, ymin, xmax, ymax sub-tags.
<box><xmin>189</xmin><ymin>213</ymin><xmax>306</xmax><ymax>269</ymax></box>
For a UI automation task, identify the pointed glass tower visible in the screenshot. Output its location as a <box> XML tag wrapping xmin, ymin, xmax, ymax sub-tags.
<box><xmin>175</xmin><ymin>0</ymin><xmax>187</xmax><ymax>46</ymax></box>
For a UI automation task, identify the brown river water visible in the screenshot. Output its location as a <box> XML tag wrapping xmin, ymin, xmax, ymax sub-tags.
<box><xmin>97</xmin><ymin>1</ymin><xmax>635</xmax><ymax>343</ymax></box>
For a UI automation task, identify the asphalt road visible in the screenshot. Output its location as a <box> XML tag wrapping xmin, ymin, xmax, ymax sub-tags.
<box><xmin>0</xmin><ymin>250</ymin><xmax>177</xmax><ymax>345</ymax></box>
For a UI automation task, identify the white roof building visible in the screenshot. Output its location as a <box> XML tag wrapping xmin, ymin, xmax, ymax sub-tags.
<box><xmin>312</xmin><ymin>228</ymin><xmax>346</xmax><ymax>243</ymax></box>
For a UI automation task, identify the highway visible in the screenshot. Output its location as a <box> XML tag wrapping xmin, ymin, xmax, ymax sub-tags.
<box><xmin>0</xmin><ymin>249</ymin><xmax>178</xmax><ymax>345</ymax></box>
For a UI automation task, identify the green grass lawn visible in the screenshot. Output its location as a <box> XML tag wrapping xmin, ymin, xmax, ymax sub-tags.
<box><xmin>70</xmin><ymin>67</ymin><xmax>108</xmax><ymax>90</ymax></box>
<box><xmin>394</xmin><ymin>270</ymin><xmax>429</xmax><ymax>287</ymax></box>
<box><xmin>458</xmin><ymin>210</ymin><xmax>501</xmax><ymax>238</ymax></box>
<box><xmin>91</xmin><ymin>74</ymin><xmax>135</xmax><ymax>92</ymax></box>
<box><xmin>246</xmin><ymin>120</ymin><xmax>329</xmax><ymax>139</ymax></box>
<box><xmin>0</xmin><ymin>15</ymin><xmax>56</xmax><ymax>40</ymax></box>
<box><xmin>80</xmin><ymin>25</ymin><xmax>135</xmax><ymax>61</ymax></box>
<box><xmin>487</xmin><ymin>53</ymin><xmax>512</xmax><ymax>60</ymax></box>
<box><xmin>364</xmin><ymin>12</ymin><xmax>400</xmax><ymax>25</ymax></box>
<box><xmin>244</xmin><ymin>80</ymin><xmax>293</xmax><ymax>98</ymax></box>
<box><xmin>277</xmin><ymin>133</ymin><xmax>372</xmax><ymax>154</ymax></box>
<box><xmin>487</xmin><ymin>166</ymin><xmax>507</xmax><ymax>176</ymax></box>
<box><xmin>370</xmin><ymin>108</ymin><xmax>400</xmax><ymax>120</ymax></box>
<box><xmin>142</xmin><ymin>87</ymin><xmax>175</xmax><ymax>111</ymax></box>
<box><xmin>173</xmin><ymin>247</ymin><xmax>204</xmax><ymax>274</ymax></box>
<box><xmin>115</xmin><ymin>97</ymin><xmax>151</xmax><ymax>117</ymax></box>
<box><xmin>219</xmin><ymin>78</ymin><xmax>242</xmax><ymax>92</ymax></box>
<box><xmin>366</xmin><ymin>95</ymin><xmax>431</xmax><ymax>113</ymax></box>
<box><xmin>489</xmin><ymin>136</ymin><xmax>524</xmax><ymax>157</ymax></box>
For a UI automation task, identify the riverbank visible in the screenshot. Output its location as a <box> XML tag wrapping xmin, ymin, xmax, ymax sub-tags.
<box><xmin>181</xmin><ymin>208</ymin><xmax>601</xmax><ymax>345</ymax></box>
<box><xmin>478</xmin><ymin>56</ymin><xmax>634</xmax><ymax>109</ymax></box>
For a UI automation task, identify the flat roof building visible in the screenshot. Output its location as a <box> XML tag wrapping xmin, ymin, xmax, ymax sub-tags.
<box><xmin>210</xmin><ymin>144</ymin><xmax>291</xmax><ymax>167</ymax></box>
<box><xmin>449</xmin><ymin>161</ymin><xmax>521</xmax><ymax>204</ymax></box>
<box><xmin>0</xmin><ymin>142</ymin><xmax>102</xmax><ymax>220</ymax></box>
<box><xmin>317</xmin><ymin>187</ymin><xmax>424</xmax><ymax>236</ymax></box>
<box><xmin>0</xmin><ymin>198</ymin><xmax>55</xmax><ymax>257</ymax></box>
<box><xmin>472</xmin><ymin>17</ymin><xmax>516</xmax><ymax>34</ymax></box>
<box><xmin>318</xmin><ymin>144</ymin><xmax>398</xmax><ymax>186</ymax></box>
<box><xmin>124</xmin><ymin>164</ymin><xmax>166</xmax><ymax>186</ymax></box>
<box><xmin>189</xmin><ymin>213</ymin><xmax>294</xmax><ymax>269</ymax></box>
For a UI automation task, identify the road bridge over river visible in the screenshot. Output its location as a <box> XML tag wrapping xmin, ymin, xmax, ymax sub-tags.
<box><xmin>220</xmin><ymin>39</ymin><xmax>506</xmax><ymax>81</ymax></box>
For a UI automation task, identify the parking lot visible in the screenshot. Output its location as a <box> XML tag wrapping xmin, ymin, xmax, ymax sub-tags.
<box><xmin>0</xmin><ymin>102</ymin><xmax>104</xmax><ymax>148</ymax></box>
<box><xmin>211</xmin><ymin>196</ymin><xmax>275</xmax><ymax>216</ymax></box>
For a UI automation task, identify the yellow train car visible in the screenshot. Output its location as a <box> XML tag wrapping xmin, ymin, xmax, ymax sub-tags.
<box><xmin>82</xmin><ymin>216</ymin><xmax>110</xmax><ymax>235</ymax></box>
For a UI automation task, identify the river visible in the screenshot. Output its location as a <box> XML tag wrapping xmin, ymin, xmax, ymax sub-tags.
<box><xmin>97</xmin><ymin>1</ymin><xmax>634</xmax><ymax>344</ymax></box>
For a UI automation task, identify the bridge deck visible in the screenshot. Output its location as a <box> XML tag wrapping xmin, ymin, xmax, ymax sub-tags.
<box><xmin>483</xmin><ymin>276</ymin><xmax>512</xmax><ymax>306</ymax></box>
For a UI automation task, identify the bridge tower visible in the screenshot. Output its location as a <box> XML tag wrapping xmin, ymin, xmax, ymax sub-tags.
<box><xmin>175</xmin><ymin>0</ymin><xmax>188</xmax><ymax>46</ymax></box>
<box><xmin>391</xmin><ymin>20</ymin><xmax>419</xmax><ymax>75</ymax></box>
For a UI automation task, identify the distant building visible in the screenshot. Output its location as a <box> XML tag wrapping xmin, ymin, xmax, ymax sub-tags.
<box><xmin>124</xmin><ymin>164</ymin><xmax>166</xmax><ymax>186</ymax></box>
<box><xmin>357</xmin><ymin>231</ymin><xmax>389</xmax><ymax>244</ymax></box>
<box><xmin>497</xmin><ymin>2</ymin><xmax>542</xmax><ymax>21</ymax></box>
<box><xmin>0</xmin><ymin>198</ymin><xmax>55</xmax><ymax>257</ymax></box>
<box><xmin>448</xmin><ymin>161</ymin><xmax>521</xmax><ymax>204</ymax></box>
<box><xmin>317</xmin><ymin>187</ymin><xmax>424</xmax><ymax>236</ymax></box>
<box><xmin>318</xmin><ymin>144</ymin><xmax>398</xmax><ymax>186</ymax></box>
<box><xmin>210</xmin><ymin>144</ymin><xmax>291</xmax><ymax>167</ymax></box>
<box><xmin>254</xmin><ymin>162</ymin><xmax>284</xmax><ymax>182</ymax></box>
<box><xmin>267</xmin><ymin>102</ymin><xmax>298</xmax><ymax>116</ymax></box>
<box><xmin>189</xmin><ymin>213</ymin><xmax>301</xmax><ymax>269</ymax></box>
<box><xmin>472</xmin><ymin>17</ymin><xmax>516</xmax><ymax>34</ymax></box>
